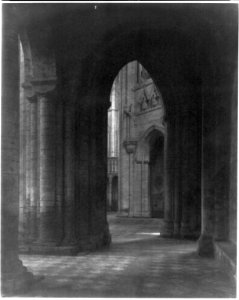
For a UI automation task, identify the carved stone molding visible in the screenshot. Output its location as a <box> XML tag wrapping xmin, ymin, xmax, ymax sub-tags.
<box><xmin>123</xmin><ymin>140</ymin><xmax>137</xmax><ymax>154</ymax></box>
<box><xmin>22</xmin><ymin>78</ymin><xmax>57</xmax><ymax>99</ymax></box>
<box><xmin>137</xmin><ymin>86</ymin><xmax>162</xmax><ymax>112</ymax></box>
<box><xmin>32</xmin><ymin>80</ymin><xmax>56</xmax><ymax>98</ymax></box>
<box><xmin>33</xmin><ymin>77</ymin><xmax>56</xmax><ymax>93</ymax></box>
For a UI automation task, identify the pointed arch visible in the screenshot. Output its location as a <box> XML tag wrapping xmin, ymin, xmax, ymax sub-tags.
<box><xmin>136</xmin><ymin>125</ymin><xmax>166</xmax><ymax>163</ymax></box>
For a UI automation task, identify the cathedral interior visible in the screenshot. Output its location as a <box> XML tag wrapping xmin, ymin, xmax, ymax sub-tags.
<box><xmin>1</xmin><ymin>3</ymin><xmax>237</xmax><ymax>297</ymax></box>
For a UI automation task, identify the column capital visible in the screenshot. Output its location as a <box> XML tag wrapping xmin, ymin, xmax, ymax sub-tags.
<box><xmin>36</xmin><ymin>89</ymin><xmax>56</xmax><ymax>101</ymax></box>
<box><xmin>27</xmin><ymin>89</ymin><xmax>57</xmax><ymax>104</ymax></box>
<box><xmin>23</xmin><ymin>78</ymin><xmax>57</xmax><ymax>99</ymax></box>
<box><xmin>30</xmin><ymin>77</ymin><xmax>56</xmax><ymax>94</ymax></box>
<box><xmin>123</xmin><ymin>140</ymin><xmax>137</xmax><ymax>154</ymax></box>
<box><xmin>27</xmin><ymin>94</ymin><xmax>38</xmax><ymax>104</ymax></box>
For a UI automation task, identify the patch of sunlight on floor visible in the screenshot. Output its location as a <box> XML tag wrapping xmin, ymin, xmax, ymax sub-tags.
<box><xmin>137</xmin><ymin>232</ymin><xmax>161</xmax><ymax>236</ymax></box>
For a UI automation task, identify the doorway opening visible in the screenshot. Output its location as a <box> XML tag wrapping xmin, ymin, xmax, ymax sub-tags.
<box><xmin>149</xmin><ymin>131</ymin><xmax>164</xmax><ymax>218</ymax></box>
<box><xmin>107</xmin><ymin>60</ymin><xmax>166</xmax><ymax>242</ymax></box>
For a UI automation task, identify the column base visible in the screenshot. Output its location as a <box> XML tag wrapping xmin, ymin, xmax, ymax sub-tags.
<box><xmin>161</xmin><ymin>220</ymin><xmax>174</xmax><ymax>237</ymax></box>
<box><xmin>2</xmin><ymin>260</ymin><xmax>43</xmax><ymax>296</ymax></box>
<box><xmin>19</xmin><ymin>229</ymin><xmax>111</xmax><ymax>255</ymax></box>
<box><xmin>197</xmin><ymin>234</ymin><xmax>215</xmax><ymax>257</ymax></box>
<box><xmin>214</xmin><ymin>241</ymin><xmax>236</xmax><ymax>279</ymax></box>
<box><xmin>80</xmin><ymin>226</ymin><xmax>112</xmax><ymax>250</ymax></box>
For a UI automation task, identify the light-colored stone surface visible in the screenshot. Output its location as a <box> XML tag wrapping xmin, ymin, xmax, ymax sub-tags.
<box><xmin>18</xmin><ymin>213</ymin><xmax>235</xmax><ymax>297</ymax></box>
<box><xmin>113</xmin><ymin>61</ymin><xmax>166</xmax><ymax>218</ymax></box>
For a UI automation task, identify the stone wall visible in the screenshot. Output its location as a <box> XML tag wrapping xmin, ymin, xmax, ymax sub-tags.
<box><xmin>229</xmin><ymin>75</ymin><xmax>237</xmax><ymax>245</ymax></box>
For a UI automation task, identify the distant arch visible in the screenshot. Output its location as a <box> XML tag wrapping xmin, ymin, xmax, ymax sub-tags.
<box><xmin>136</xmin><ymin>125</ymin><xmax>166</xmax><ymax>163</ymax></box>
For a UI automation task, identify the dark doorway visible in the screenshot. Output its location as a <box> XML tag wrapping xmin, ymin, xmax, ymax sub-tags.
<box><xmin>112</xmin><ymin>176</ymin><xmax>118</xmax><ymax>211</ymax></box>
<box><xmin>149</xmin><ymin>134</ymin><xmax>164</xmax><ymax>218</ymax></box>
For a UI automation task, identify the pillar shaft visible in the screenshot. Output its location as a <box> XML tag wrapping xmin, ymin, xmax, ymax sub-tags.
<box><xmin>198</xmin><ymin>87</ymin><xmax>216</xmax><ymax>256</ymax></box>
<box><xmin>19</xmin><ymin>85</ymin><xmax>28</xmax><ymax>243</ymax></box>
<box><xmin>55</xmin><ymin>96</ymin><xmax>64</xmax><ymax>243</ymax></box>
<box><xmin>163</xmin><ymin>123</ymin><xmax>173</xmax><ymax>236</ymax></box>
<box><xmin>89</xmin><ymin>99</ymin><xmax>110</xmax><ymax>246</ymax></box>
<box><xmin>173</xmin><ymin>107</ymin><xmax>181</xmax><ymax>236</ymax></box>
<box><xmin>2</xmin><ymin>6</ymin><xmax>34</xmax><ymax>294</ymax></box>
<box><xmin>108</xmin><ymin>176</ymin><xmax>113</xmax><ymax>210</ymax></box>
<box><xmin>123</xmin><ymin>141</ymin><xmax>137</xmax><ymax>216</ymax></box>
<box><xmin>128</xmin><ymin>152</ymin><xmax>134</xmax><ymax>215</ymax></box>
<box><xmin>62</xmin><ymin>94</ymin><xmax>77</xmax><ymax>245</ymax></box>
<box><xmin>142</xmin><ymin>162</ymin><xmax>150</xmax><ymax>216</ymax></box>
<box><xmin>24</xmin><ymin>100</ymin><xmax>31</xmax><ymax>241</ymax></box>
<box><xmin>180</xmin><ymin>111</ymin><xmax>192</xmax><ymax>237</ymax></box>
<box><xmin>38</xmin><ymin>92</ymin><xmax>58</xmax><ymax>244</ymax></box>
<box><xmin>213</xmin><ymin>87</ymin><xmax>231</xmax><ymax>241</ymax></box>
<box><xmin>101</xmin><ymin>102</ymin><xmax>111</xmax><ymax>244</ymax></box>
<box><xmin>28</xmin><ymin>98</ymin><xmax>39</xmax><ymax>241</ymax></box>
<box><xmin>74</xmin><ymin>97</ymin><xmax>90</xmax><ymax>245</ymax></box>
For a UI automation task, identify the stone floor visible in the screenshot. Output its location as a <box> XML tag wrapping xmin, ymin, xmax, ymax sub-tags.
<box><xmin>18</xmin><ymin>213</ymin><xmax>236</xmax><ymax>297</ymax></box>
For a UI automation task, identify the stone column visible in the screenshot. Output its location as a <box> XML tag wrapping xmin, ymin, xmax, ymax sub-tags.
<box><xmin>55</xmin><ymin>95</ymin><xmax>64</xmax><ymax>243</ymax></box>
<box><xmin>163</xmin><ymin>123</ymin><xmax>173</xmax><ymax>236</ymax></box>
<box><xmin>19</xmin><ymin>80</ymin><xmax>66</xmax><ymax>253</ymax></box>
<box><xmin>87</xmin><ymin>96</ymin><xmax>111</xmax><ymax>248</ymax></box>
<box><xmin>108</xmin><ymin>175</ymin><xmax>113</xmax><ymax>210</ymax></box>
<box><xmin>214</xmin><ymin>171</ymin><xmax>228</xmax><ymax>241</ymax></box>
<box><xmin>180</xmin><ymin>110</ymin><xmax>191</xmax><ymax>238</ymax></box>
<box><xmin>61</xmin><ymin>87</ymin><xmax>77</xmax><ymax>247</ymax></box>
<box><xmin>19</xmin><ymin>94</ymin><xmax>32</xmax><ymax>246</ymax></box>
<box><xmin>181</xmin><ymin>87</ymin><xmax>202</xmax><ymax>238</ymax></box>
<box><xmin>19</xmin><ymin>83</ymin><xmax>30</xmax><ymax>244</ymax></box>
<box><xmin>197</xmin><ymin>89</ymin><xmax>216</xmax><ymax>257</ymax></box>
<box><xmin>124</xmin><ymin>141</ymin><xmax>137</xmax><ymax>216</ymax></box>
<box><xmin>229</xmin><ymin>75</ymin><xmax>237</xmax><ymax>244</ymax></box>
<box><xmin>173</xmin><ymin>107</ymin><xmax>182</xmax><ymax>236</ymax></box>
<box><xmin>28</xmin><ymin>95</ymin><xmax>39</xmax><ymax>241</ymax></box>
<box><xmin>74</xmin><ymin>96</ymin><xmax>91</xmax><ymax>247</ymax></box>
<box><xmin>142</xmin><ymin>161</ymin><xmax>150</xmax><ymax>217</ymax></box>
<box><xmin>213</xmin><ymin>87</ymin><xmax>231</xmax><ymax>241</ymax></box>
<box><xmin>101</xmin><ymin>101</ymin><xmax>112</xmax><ymax>246</ymax></box>
<box><xmin>2</xmin><ymin>6</ymin><xmax>34</xmax><ymax>294</ymax></box>
<box><xmin>37</xmin><ymin>91</ymin><xmax>59</xmax><ymax>245</ymax></box>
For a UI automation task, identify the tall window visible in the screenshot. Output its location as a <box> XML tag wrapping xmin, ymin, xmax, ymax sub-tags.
<box><xmin>107</xmin><ymin>80</ymin><xmax>119</xmax><ymax>158</ymax></box>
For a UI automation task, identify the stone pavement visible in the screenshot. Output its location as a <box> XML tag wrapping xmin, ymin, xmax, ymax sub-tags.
<box><xmin>18</xmin><ymin>213</ymin><xmax>236</xmax><ymax>297</ymax></box>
